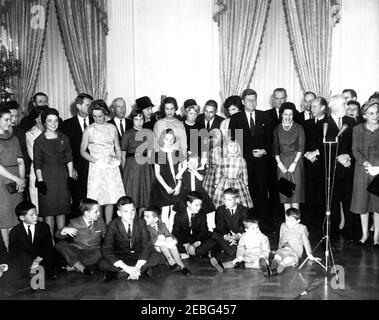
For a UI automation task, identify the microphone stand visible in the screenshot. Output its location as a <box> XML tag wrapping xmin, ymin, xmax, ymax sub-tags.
<box><xmin>299</xmin><ymin>136</ymin><xmax>340</xmax><ymax>282</ymax></box>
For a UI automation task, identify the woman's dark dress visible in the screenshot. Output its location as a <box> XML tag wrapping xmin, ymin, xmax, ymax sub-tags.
<box><xmin>33</xmin><ymin>132</ymin><xmax>73</xmax><ymax>217</ymax></box>
<box><xmin>121</xmin><ymin>128</ymin><xmax>154</xmax><ymax>208</ymax></box>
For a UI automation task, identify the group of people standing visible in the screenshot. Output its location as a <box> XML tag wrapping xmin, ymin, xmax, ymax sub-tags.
<box><xmin>1</xmin><ymin>87</ymin><xmax>379</xmax><ymax>270</ymax></box>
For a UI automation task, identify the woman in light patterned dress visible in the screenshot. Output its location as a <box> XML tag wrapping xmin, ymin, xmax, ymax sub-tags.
<box><xmin>80</xmin><ymin>100</ymin><xmax>125</xmax><ymax>225</ymax></box>
<box><xmin>213</xmin><ymin>139</ymin><xmax>253</xmax><ymax>209</ymax></box>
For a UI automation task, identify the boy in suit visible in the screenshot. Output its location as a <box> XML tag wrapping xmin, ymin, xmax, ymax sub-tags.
<box><xmin>55</xmin><ymin>198</ymin><xmax>106</xmax><ymax>276</ymax></box>
<box><xmin>210</xmin><ymin>188</ymin><xmax>248</xmax><ymax>270</ymax></box>
<box><xmin>6</xmin><ymin>201</ymin><xmax>63</xmax><ymax>290</ymax></box>
<box><xmin>172</xmin><ymin>191</ymin><xmax>217</xmax><ymax>259</ymax></box>
<box><xmin>144</xmin><ymin>207</ymin><xmax>191</xmax><ymax>276</ymax></box>
<box><xmin>98</xmin><ymin>196</ymin><xmax>164</xmax><ymax>282</ymax></box>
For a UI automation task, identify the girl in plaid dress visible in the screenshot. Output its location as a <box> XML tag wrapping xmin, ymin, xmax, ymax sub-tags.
<box><xmin>203</xmin><ymin>129</ymin><xmax>223</xmax><ymax>200</ymax></box>
<box><xmin>213</xmin><ymin>139</ymin><xmax>253</xmax><ymax>208</ymax></box>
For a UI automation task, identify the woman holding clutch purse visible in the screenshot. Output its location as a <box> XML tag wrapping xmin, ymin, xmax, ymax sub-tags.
<box><xmin>351</xmin><ymin>101</ymin><xmax>379</xmax><ymax>248</ymax></box>
<box><xmin>0</xmin><ymin>107</ymin><xmax>26</xmax><ymax>250</ymax></box>
<box><xmin>273</xmin><ymin>102</ymin><xmax>305</xmax><ymax>213</ymax></box>
<box><xmin>81</xmin><ymin>100</ymin><xmax>125</xmax><ymax>225</ymax></box>
<box><xmin>34</xmin><ymin>108</ymin><xmax>74</xmax><ymax>238</ymax></box>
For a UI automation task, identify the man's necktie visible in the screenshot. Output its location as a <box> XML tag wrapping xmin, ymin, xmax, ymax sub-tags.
<box><xmin>27</xmin><ymin>225</ymin><xmax>32</xmax><ymax>243</ymax></box>
<box><xmin>88</xmin><ymin>221</ymin><xmax>93</xmax><ymax>229</ymax></box>
<box><xmin>230</xmin><ymin>209</ymin><xmax>234</xmax><ymax>216</ymax></box>
<box><xmin>120</xmin><ymin>120</ymin><xmax>125</xmax><ymax>137</ymax></box>
<box><xmin>206</xmin><ymin>121</ymin><xmax>211</xmax><ymax>132</ymax></box>
<box><xmin>250</xmin><ymin>112</ymin><xmax>255</xmax><ymax>131</ymax></box>
<box><xmin>309</xmin><ymin>111</ymin><xmax>313</xmax><ymax>120</ymax></box>
<box><xmin>83</xmin><ymin>118</ymin><xmax>87</xmax><ymax>130</ymax></box>
<box><xmin>127</xmin><ymin>224</ymin><xmax>132</xmax><ymax>237</ymax></box>
<box><xmin>338</xmin><ymin>117</ymin><xmax>343</xmax><ymax>130</ymax></box>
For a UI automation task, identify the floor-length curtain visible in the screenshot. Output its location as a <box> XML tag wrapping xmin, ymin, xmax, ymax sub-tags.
<box><xmin>218</xmin><ymin>0</ymin><xmax>272</xmax><ymax>101</ymax></box>
<box><xmin>5</xmin><ymin>0</ymin><xmax>50</xmax><ymax>113</ymax></box>
<box><xmin>250</xmin><ymin>0</ymin><xmax>303</xmax><ymax>110</ymax></box>
<box><xmin>283</xmin><ymin>0</ymin><xmax>335</xmax><ymax>98</ymax></box>
<box><xmin>35</xmin><ymin>1</ymin><xmax>77</xmax><ymax>121</ymax></box>
<box><xmin>54</xmin><ymin>0</ymin><xmax>107</xmax><ymax>100</ymax></box>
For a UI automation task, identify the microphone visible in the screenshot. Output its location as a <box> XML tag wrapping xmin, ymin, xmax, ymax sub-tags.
<box><xmin>323</xmin><ymin>123</ymin><xmax>329</xmax><ymax>143</ymax></box>
<box><xmin>336</xmin><ymin>124</ymin><xmax>349</xmax><ymax>139</ymax></box>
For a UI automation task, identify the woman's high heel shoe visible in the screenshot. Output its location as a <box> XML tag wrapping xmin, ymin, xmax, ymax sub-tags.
<box><xmin>357</xmin><ymin>239</ymin><xmax>370</xmax><ymax>246</ymax></box>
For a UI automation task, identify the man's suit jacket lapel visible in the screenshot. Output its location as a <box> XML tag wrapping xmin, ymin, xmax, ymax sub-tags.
<box><xmin>330</xmin><ymin>117</ymin><xmax>339</xmax><ymax>132</ymax></box>
<box><xmin>256</xmin><ymin>111</ymin><xmax>265</xmax><ymax>127</ymax></box>
<box><xmin>21</xmin><ymin>225</ymin><xmax>31</xmax><ymax>248</ymax></box>
<box><xmin>33</xmin><ymin>223</ymin><xmax>43</xmax><ymax>247</ymax></box>
<box><xmin>240</xmin><ymin>112</ymin><xmax>250</xmax><ymax>131</ymax></box>
<box><xmin>73</xmin><ymin>117</ymin><xmax>83</xmax><ymax>136</ymax></box>
<box><xmin>78</xmin><ymin>216</ymin><xmax>88</xmax><ymax>229</ymax></box>
<box><xmin>184</xmin><ymin>212</ymin><xmax>192</xmax><ymax>234</ymax></box>
<box><xmin>117</xmin><ymin>218</ymin><xmax>131</xmax><ymax>245</ymax></box>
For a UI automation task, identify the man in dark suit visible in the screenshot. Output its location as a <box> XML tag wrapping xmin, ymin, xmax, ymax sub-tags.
<box><xmin>229</xmin><ymin>89</ymin><xmax>271</xmax><ymax>232</ymax></box>
<box><xmin>20</xmin><ymin>92</ymin><xmax>49</xmax><ymax>133</ymax></box>
<box><xmin>324</xmin><ymin>95</ymin><xmax>357</xmax><ymax>240</ymax></box>
<box><xmin>172</xmin><ymin>192</ymin><xmax>217</xmax><ymax>258</ymax></box>
<box><xmin>108</xmin><ymin>97</ymin><xmax>133</xmax><ymax>142</ymax></box>
<box><xmin>302</xmin><ymin>97</ymin><xmax>328</xmax><ymax>230</ymax></box>
<box><xmin>196</xmin><ymin>100</ymin><xmax>224</xmax><ymax>131</ymax></box>
<box><xmin>5</xmin><ymin>202</ymin><xmax>63</xmax><ymax>291</ymax></box>
<box><xmin>55</xmin><ymin>199</ymin><xmax>106</xmax><ymax>275</ymax></box>
<box><xmin>136</xmin><ymin>96</ymin><xmax>158</xmax><ymax>131</ymax></box>
<box><xmin>295</xmin><ymin>92</ymin><xmax>316</xmax><ymax>127</ymax></box>
<box><xmin>266</xmin><ymin>88</ymin><xmax>288</xmax><ymax>129</ymax></box>
<box><xmin>211</xmin><ymin>188</ymin><xmax>248</xmax><ymax>260</ymax></box>
<box><xmin>60</xmin><ymin>93</ymin><xmax>93</xmax><ymax>218</ymax></box>
<box><xmin>98</xmin><ymin>196</ymin><xmax>163</xmax><ymax>281</ymax></box>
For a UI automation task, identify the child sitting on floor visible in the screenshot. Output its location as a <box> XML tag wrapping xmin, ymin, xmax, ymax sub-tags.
<box><xmin>55</xmin><ymin>198</ymin><xmax>106</xmax><ymax>276</ymax></box>
<box><xmin>259</xmin><ymin>208</ymin><xmax>320</xmax><ymax>277</ymax></box>
<box><xmin>222</xmin><ymin>217</ymin><xmax>270</xmax><ymax>270</ymax></box>
<box><xmin>144</xmin><ymin>207</ymin><xmax>191</xmax><ymax>276</ymax></box>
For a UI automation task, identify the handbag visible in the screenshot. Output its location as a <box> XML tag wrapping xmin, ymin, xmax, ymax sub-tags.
<box><xmin>278</xmin><ymin>173</ymin><xmax>296</xmax><ymax>198</ymax></box>
<box><xmin>5</xmin><ymin>182</ymin><xmax>18</xmax><ymax>195</ymax></box>
<box><xmin>367</xmin><ymin>174</ymin><xmax>379</xmax><ymax>197</ymax></box>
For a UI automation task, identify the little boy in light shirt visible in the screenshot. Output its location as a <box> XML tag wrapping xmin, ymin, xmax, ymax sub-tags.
<box><xmin>222</xmin><ymin>217</ymin><xmax>270</xmax><ymax>270</ymax></box>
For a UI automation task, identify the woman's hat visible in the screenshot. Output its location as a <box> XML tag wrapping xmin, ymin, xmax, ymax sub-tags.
<box><xmin>136</xmin><ymin>96</ymin><xmax>154</xmax><ymax>110</ymax></box>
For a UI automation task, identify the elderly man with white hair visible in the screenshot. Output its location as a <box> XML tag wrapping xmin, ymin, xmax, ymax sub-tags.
<box><xmin>108</xmin><ymin>98</ymin><xmax>133</xmax><ymax>143</ymax></box>
<box><xmin>323</xmin><ymin>95</ymin><xmax>358</xmax><ymax>241</ymax></box>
